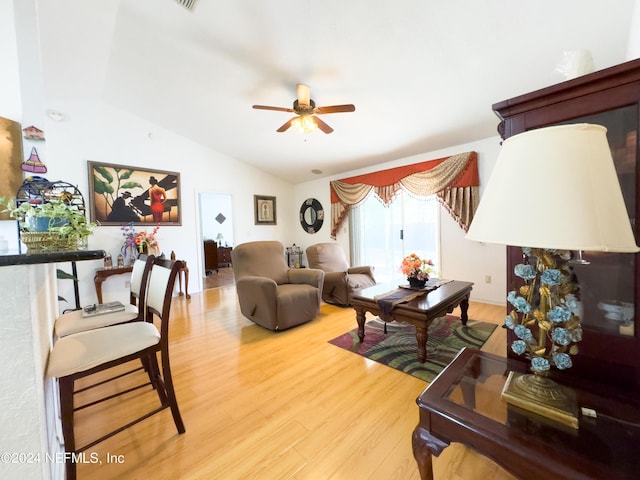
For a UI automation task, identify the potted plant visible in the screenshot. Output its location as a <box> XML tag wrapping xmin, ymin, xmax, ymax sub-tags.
<box><xmin>1</xmin><ymin>197</ymin><xmax>97</xmax><ymax>250</ymax></box>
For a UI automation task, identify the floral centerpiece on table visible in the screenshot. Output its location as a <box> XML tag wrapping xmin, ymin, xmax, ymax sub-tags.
<box><xmin>504</xmin><ymin>247</ymin><xmax>583</xmax><ymax>374</ymax></box>
<box><xmin>401</xmin><ymin>253</ymin><xmax>436</xmax><ymax>288</ymax></box>
<box><xmin>121</xmin><ymin>222</ymin><xmax>160</xmax><ymax>264</ymax></box>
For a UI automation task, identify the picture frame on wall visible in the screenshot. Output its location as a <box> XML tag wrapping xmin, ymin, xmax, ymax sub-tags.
<box><xmin>254</xmin><ymin>195</ymin><xmax>276</xmax><ymax>225</ymax></box>
<box><xmin>87</xmin><ymin>161</ymin><xmax>181</xmax><ymax>225</ymax></box>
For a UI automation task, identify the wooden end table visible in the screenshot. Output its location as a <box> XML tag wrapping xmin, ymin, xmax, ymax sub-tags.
<box><xmin>412</xmin><ymin>348</ymin><xmax>640</xmax><ymax>479</ymax></box>
<box><xmin>94</xmin><ymin>265</ymin><xmax>133</xmax><ymax>304</ymax></box>
<box><xmin>351</xmin><ymin>280</ymin><xmax>473</xmax><ymax>363</ymax></box>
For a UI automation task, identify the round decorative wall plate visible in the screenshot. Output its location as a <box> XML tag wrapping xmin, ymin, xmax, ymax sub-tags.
<box><xmin>300</xmin><ymin>198</ymin><xmax>324</xmax><ymax>233</ymax></box>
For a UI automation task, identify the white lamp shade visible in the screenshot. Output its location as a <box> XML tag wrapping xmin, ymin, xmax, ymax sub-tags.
<box><xmin>466</xmin><ymin>124</ymin><xmax>639</xmax><ymax>253</ymax></box>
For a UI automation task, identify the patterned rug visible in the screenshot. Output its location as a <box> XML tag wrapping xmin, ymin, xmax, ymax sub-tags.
<box><xmin>328</xmin><ymin>316</ymin><xmax>497</xmax><ymax>382</ymax></box>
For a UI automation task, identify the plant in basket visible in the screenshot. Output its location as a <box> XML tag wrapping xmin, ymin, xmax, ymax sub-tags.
<box><xmin>1</xmin><ymin>197</ymin><xmax>97</xmax><ymax>250</ymax></box>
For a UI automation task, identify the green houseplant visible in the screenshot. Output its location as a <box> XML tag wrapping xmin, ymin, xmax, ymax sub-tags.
<box><xmin>1</xmin><ymin>197</ymin><xmax>97</xmax><ymax>250</ymax></box>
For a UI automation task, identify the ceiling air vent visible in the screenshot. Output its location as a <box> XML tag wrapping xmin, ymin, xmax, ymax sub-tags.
<box><xmin>175</xmin><ymin>0</ymin><xmax>197</xmax><ymax>11</ymax></box>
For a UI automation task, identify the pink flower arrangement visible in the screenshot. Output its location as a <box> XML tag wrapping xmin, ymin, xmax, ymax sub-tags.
<box><xmin>400</xmin><ymin>253</ymin><xmax>436</xmax><ymax>281</ymax></box>
<box><xmin>121</xmin><ymin>222</ymin><xmax>160</xmax><ymax>254</ymax></box>
<box><xmin>134</xmin><ymin>225</ymin><xmax>160</xmax><ymax>252</ymax></box>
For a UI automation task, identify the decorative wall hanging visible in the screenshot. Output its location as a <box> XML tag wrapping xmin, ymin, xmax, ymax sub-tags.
<box><xmin>254</xmin><ymin>195</ymin><xmax>276</xmax><ymax>225</ymax></box>
<box><xmin>87</xmin><ymin>161</ymin><xmax>181</xmax><ymax>225</ymax></box>
<box><xmin>299</xmin><ymin>198</ymin><xmax>324</xmax><ymax>233</ymax></box>
<box><xmin>22</xmin><ymin>125</ymin><xmax>45</xmax><ymax>140</ymax></box>
<box><xmin>329</xmin><ymin>151</ymin><xmax>479</xmax><ymax>238</ymax></box>
<box><xmin>22</xmin><ymin>147</ymin><xmax>47</xmax><ymax>173</ymax></box>
<box><xmin>0</xmin><ymin>116</ymin><xmax>24</xmax><ymax>221</ymax></box>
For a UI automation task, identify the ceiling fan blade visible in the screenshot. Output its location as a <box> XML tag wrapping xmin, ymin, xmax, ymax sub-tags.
<box><xmin>296</xmin><ymin>84</ymin><xmax>311</xmax><ymax>107</ymax></box>
<box><xmin>313</xmin><ymin>116</ymin><xmax>334</xmax><ymax>134</ymax></box>
<box><xmin>314</xmin><ymin>104</ymin><xmax>356</xmax><ymax>114</ymax></box>
<box><xmin>276</xmin><ymin>117</ymin><xmax>297</xmax><ymax>132</ymax></box>
<box><xmin>253</xmin><ymin>105</ymin><xmax>295</xmax><ymax>113</ymax></box>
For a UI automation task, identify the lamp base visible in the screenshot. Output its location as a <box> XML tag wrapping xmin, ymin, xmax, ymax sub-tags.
<box><xmin>501</xmin><ymin>371</ymin><xmax>579</xmax><ymax>429</ymax></box>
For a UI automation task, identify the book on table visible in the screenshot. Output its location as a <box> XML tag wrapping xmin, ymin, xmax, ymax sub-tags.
<box><xmin>82</xmin><ymin>301</ymin><xmax>126</xmax><ymax>317</ymax></box>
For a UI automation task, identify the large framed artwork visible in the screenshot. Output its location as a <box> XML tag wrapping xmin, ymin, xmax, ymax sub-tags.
<box><xmin>88</xmin><ymin>161</ymin><xmax>181</xmax><ymax>225</ymax></box>
<box><xmin>254</xmin><ymin>195</ymin><xmax>276</xmax><ymax>225</ymax></box>
<box><xmin>0</xmin><ymin>116</ymin><xmax>24</xmax><ymax>221</ymax></box>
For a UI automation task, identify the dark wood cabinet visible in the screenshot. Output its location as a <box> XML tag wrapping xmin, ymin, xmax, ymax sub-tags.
<box><xmin>217</xmin><ymin>246</ymin><xmax>232</xmax><ymax>267</ymax></box>
<box><xmin>493</xmin><ymin>58</ymin><xmax>640</xmax><ymax>392</ymax></box>
<box><xmin>204</xmin><ymin>241</ymin><xmax>232</xmax><ymax>274</ymax></box>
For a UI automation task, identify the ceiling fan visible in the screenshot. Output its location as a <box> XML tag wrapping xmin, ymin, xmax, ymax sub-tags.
<box><xmin>252</xmin><ymin>84</ymin><xmax>355</xmax><ymax>134</ymax></box>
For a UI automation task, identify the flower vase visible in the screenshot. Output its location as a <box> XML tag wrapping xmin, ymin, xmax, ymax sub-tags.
<box><xmin>122</xmin><ymin>244</ymin><xmax>139</xmax><ymax>266</ymax></box>
<box><xmin>408</xmin><ymin>277</ymin><xmax>427</xmax><ymax>289</ymax></box>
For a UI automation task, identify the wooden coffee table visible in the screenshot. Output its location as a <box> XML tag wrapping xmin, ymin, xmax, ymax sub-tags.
<box><xmin>350</xmin><ymin>280</ymin><xmax>473</xmax><ymax>363</ymax></box>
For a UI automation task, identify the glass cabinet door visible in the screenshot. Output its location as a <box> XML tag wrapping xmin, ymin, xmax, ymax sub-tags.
<box><xmin>562</xmin><ymin>106</ymin><xmax>637</xmax><ymax>337</ymax></box>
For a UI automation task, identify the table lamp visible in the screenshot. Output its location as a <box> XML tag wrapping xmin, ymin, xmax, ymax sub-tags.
<box><xmin>215</xmin><ymin>233</ymin><xmax>224</xmax><ymax>246</ymax></box>
<box><xmin>466</xmin><ymin>123</ymin><xmax>639</xmax><ymax>428</ymax></box>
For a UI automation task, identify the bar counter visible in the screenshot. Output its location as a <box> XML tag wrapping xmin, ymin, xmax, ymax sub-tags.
<box><xmin>0</xmin><ymin>249</ymin><xmax>106</xmax><ymax>267</ymax></box>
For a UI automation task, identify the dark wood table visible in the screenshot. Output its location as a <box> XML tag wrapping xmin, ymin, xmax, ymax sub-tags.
<box><xmin>412</xmin><ymin>348</ymin><xmax>640</xmax><ymax>480</ymax></box>
<box><xmin>93</xmin><ymin>265</ymin><xmax>133</xmax><ymax>303</ymax></box>
<box><xmin>351</xmin><ymin>280</ymin><xmax>473</xmax><ymax>363</ymax></box>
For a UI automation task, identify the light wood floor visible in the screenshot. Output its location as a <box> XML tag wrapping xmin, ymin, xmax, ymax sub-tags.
<box><xmin>74</xmin><ymin>288</ymin><xmax>516</xmax><ymax>480</ymax></box>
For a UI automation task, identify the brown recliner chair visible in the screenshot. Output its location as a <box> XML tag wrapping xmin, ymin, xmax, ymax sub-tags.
<box><xmin>231</xmin><ymin>241</ymin><xmax>325</xmax><ymax>331</ymax></box>
<box><xmin>306</xmin><ymin>243</ymin><xmax>376</xmax><ymax>306</ymax></box>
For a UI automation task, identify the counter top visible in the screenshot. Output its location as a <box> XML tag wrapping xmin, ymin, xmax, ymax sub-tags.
<box><xmin>0</xmin><ymin>249</ymin><xmax>106</xmax><ymax>266</ymax></box>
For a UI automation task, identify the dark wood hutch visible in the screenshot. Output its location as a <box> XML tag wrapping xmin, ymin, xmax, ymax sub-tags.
<box><xmin>493</xmin><ymin>58</ymin><xmax>640</xmax><ymax>392</ymax></box>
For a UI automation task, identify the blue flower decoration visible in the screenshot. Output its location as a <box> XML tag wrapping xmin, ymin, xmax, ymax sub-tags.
<box><xmin>514</xmin><ymin>325</ymin><xmax>534</xmax><ymax>342</ymax></box>
<box><xmin>504</xmin><ymin>315</ymin><xmax>516</xmax><ymax>329</ymax></box>
<box><xmin>551</xmin><ymin>327</ymin><xmax>572</xmax><ymax>346</ymax></box>
<box><xmin>522</xmin><ymin>247</ymin><xmax>532</xmax><ymax>257</ymax></box>
<box><xmin>531</xmin><ymin>357</ymin><xmax>550</xmax><ymax>373</ymax></box>
<box><xmin>508</xmin><ymin>293</ymin><xmax>531</xmax><ymax>313</ymax></box>
<box><xmin>514</xmin><ymin>264</ymin><xmax>536</xmax><ymax>280</ymax></box>
<box><xmin>541</xmin><ymin>269</ymin><xmax>564</xmax><ymax>285</ymax></box>
<box><xmin>564</xmin><ymin>294</ymin><xmax>581</xmax><ymax>316</ymax></box>
<box><xmin>547</xmin><ymin>306</ymin><xmax>571</xmax><ymax>323</ymax></box>
<box><xmin>552</xmin><ymin>352</ymin><xmax>573</xmax><ymax>370</ymax></box>
<box><xmin>511</xmin><ymin>340</ymin><xmax>527</xmax><ymax>355</ymax></box>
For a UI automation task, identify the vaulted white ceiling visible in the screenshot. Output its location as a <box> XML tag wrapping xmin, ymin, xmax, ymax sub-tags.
<box><xmin>36</xmin><ymin>0</ymin><xmax>636</xmax><ymax>183</ymax></box>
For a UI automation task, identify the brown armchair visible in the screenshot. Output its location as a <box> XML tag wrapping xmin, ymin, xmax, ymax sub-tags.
<box><xmin>231</xmin><ymin>241</ymin><xmax>325</xmax><ymax>331</ymax></box>
<box><xmin>306</xmin><ymin>242</ymin><xmax>376</xmax><ymax>306</ymax></box>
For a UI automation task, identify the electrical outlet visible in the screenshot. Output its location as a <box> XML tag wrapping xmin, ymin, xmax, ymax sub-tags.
<box><xmin>484</xmin><ymin>275</ymin><xmax>492</xmax><ymax>284</ymax></box>
<box><xmin>124</xmin><ymin>280</ymin><xmax>131</xmax><ymax>288</ymax></box>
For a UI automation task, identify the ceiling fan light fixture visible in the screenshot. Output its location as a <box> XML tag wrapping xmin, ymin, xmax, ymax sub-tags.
<box><xmin>292</xmin><ymin>115</ymin><xmax>317</xmax><ymax>134</ymax></box>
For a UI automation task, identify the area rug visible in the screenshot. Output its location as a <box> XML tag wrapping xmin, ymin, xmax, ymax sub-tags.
<box><xmin>328</xmin><ymin>316</ymin><xmax>497</xmax><ymax>382</ymax></box>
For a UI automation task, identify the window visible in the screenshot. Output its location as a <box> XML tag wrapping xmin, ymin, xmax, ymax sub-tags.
<box><xmin>350</xmin><ymin>190</ymin><xmax>439</xmax><ymax>282</ymax></box>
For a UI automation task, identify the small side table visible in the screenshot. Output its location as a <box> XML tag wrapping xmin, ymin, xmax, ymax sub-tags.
<box><xmin>94</xmin><ymin>265</ymin><xmax>133</xmax><ymax>304</ymax></box>
<box><xmin>412</xmin><ymin>348</ymin><xmax>640</xmax><ymax>480</ymax></box>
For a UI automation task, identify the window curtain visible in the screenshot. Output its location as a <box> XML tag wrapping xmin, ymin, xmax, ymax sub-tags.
<box><xmin>330</xmin><ymin>151</ymin><xmax>479</xmax><ymax>238</ymax></box>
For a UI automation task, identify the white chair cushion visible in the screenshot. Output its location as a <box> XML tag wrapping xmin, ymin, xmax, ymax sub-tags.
<box><xmin>47</xmin><ymin>322</ymin><xmax>160</xmax><ymax>378</ymax></box>
<box><xmin>54</xmin><ymin>305</ymin><xmax>139</xmax><ymax>337</ymax></box>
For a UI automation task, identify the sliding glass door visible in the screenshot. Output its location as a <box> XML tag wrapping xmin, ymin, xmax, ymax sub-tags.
<box><xmin>350</xmin><ymin>190</ymin><xmax>439</xmax><ymax>282</ymax></box>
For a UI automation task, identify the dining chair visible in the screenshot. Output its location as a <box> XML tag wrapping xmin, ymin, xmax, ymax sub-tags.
<box><xmin>54</xmin><ymin>255</ymin><xmax>154</xmax><ymax>338</ymax></box>
<box><xmin>46</xmin><ymin>256</ymin><xmax>186</xmax><ymax>480</ymax></box>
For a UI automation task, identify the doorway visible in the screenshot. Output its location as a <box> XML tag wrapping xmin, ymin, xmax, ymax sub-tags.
<box><xmin>199</xmin><ymin>193</ymin><xmax>235</xmax><ymax>289</ymax></box>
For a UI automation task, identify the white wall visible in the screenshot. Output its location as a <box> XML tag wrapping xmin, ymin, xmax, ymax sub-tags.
<box><xmin>293</xmin><ymin>137</ymin><xmax>507</xmax><ymax>305</ymax></box>
<box><xmin>628</xmin><ymin>0</ymin><xmax>640</xmax><ymax>60</ymax></box>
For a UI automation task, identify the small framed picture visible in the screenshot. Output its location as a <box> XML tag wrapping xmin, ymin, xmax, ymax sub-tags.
<box><xmin>254</xmin><ymin>195</ymin><xmax>276</xmax><ymax>225</ymax></box>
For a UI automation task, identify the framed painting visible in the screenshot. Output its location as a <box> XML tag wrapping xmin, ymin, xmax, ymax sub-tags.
<box><xmin>254</xmin><ymin>195</ymin><xmax>276</xmax><ymax>225</ymax></box>
<box><xmin>0</xmin><ymin>116</ymin><xmax>24</xmax><ymax>221</ymax></box>
<box><xmin>88</xmin><ymin>161</ymin><xmax>181</xmax><ymax>225</ymax></box>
